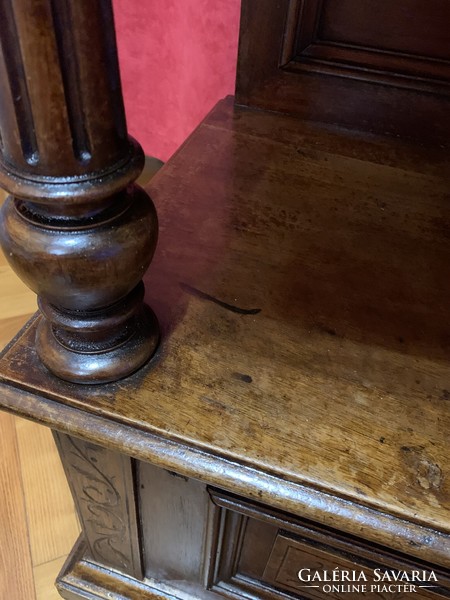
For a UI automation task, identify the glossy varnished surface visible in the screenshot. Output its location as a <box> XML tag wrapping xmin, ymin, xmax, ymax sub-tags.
<box><xmin>0</xmin><ymin>0</ymin><xmax>159</xmax><ymax>383</ymax></box>
<box><xmin>0</xmin><ymin>99</ymin><xmax>449</xmax><ymax>562</ymax></box>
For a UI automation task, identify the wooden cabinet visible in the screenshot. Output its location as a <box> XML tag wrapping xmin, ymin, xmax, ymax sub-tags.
<box><xmin>0</xmin><ymin>1</ymin><xmax>449</xmax><ymax>599</ymax></box>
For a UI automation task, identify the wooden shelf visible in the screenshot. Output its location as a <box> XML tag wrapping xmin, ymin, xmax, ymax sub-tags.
<box><xmin>1</xmin><ymin>97</ymin><xmax>449</xmax><ymax>569</ymax></box>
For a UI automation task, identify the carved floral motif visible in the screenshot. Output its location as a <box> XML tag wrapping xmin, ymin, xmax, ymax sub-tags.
<box><xmin>65</xmin><ymin>436</ymin><xmax>131</xmax><ymax>570</ymax></box>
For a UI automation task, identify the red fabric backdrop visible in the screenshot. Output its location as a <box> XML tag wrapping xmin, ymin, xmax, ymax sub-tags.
<box><xmin>113</xmin><ymin>0</ymin><xmax>241</xmax><ymax>162</ymax></box>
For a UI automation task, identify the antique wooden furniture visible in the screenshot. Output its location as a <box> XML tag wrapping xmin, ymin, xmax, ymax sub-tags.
<box><xmin>0</xmin><ymin>0</ymin><xmax>159</xmax><ymax>384</ymax></box>
<box><xmin>0</xmin><ymin>1</ymin><xmax>450</xmax><ymax>599</ymax></box>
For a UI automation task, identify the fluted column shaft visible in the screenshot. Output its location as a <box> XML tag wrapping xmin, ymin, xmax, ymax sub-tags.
<box><xmin>0</xmin><ymin>0</ymin><xmax>159</xmax><ymax>383</ymax></box>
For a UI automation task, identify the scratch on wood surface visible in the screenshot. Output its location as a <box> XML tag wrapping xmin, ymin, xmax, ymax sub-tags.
<box><xmin>179</xmin><ymin>282</ymin><xmax>261</xmax><ymax>315</ymax></box>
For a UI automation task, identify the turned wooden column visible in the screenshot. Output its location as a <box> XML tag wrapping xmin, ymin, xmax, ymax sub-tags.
<box><xmin>0</xmin><ymin>0</ymin><xmax>159</xmax><ymax>383</ymax></box>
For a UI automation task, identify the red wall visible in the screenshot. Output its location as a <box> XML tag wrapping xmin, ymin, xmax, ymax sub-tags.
<box><xmin>113</xmin><ymin>0</ymin><xmax>241</xmax><ymax>162</ymax></box>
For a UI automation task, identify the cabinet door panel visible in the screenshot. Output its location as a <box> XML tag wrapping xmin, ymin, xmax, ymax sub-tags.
<box><xmin>237</xmin><ymin>0</ymin><xmax>450</xmax><ymax>141</ymax></box>
<box><xmin>290</xmin><ymin>0</ymin><xmax>450</xmax><ymax>81</ymax></box>
<box><xmin>263</xmin><ymin>532</ymin><xmax>442</xmax><ymax>600</ymax></box>
<box><xmin>316</xmin><ymin>0</ymin><xmax>450</xmax><ymax>59</ymax></box>
<box><xmin>208</xmin><ymin>490</ymin><xmax>450</xmax><ymax>600</ymax></box>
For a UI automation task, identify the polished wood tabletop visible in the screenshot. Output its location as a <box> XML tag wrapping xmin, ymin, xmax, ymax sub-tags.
<box><xmin>1</xmin><ymin>98</ymin><xmax>449</xmax><ymax>567</ymax></box>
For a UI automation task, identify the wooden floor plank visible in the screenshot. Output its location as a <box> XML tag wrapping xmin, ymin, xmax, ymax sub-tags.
<box><xmin>0</xmin><ymin>412</ymin><xmax>36</xmax><ymax>600</ymax></box>
<box><xmin>0</xmin><ymin>267</ymin><xmax>37</xmax><ymax>320</ymax></box>
<box><xmin>0</xmin><ymin>314</ymin><xmax>34</xmax><ymax>351</ymax></box>
<box><xmin>34</xmin><ymin>556</ymin><xmax>67</xmax><ymax>600</ymax></box>
<box><xmin>15</xmin><ymin>418</ymin><xmax>80</xmax><ymax>567</ymax></box>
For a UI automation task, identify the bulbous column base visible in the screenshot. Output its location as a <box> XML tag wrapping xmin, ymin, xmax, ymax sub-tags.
<box><xmin>0</xmin><ymin>185</ymin><xmax>160</xmax><ymax>384</ymax></box>
<box><xmin>36</xmin><ymin>302</ymin><xmax>159</xmax><ymax>385</ymax></box>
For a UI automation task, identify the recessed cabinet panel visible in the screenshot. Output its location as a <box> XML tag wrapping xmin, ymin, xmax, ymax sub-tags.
<box><xmin>139</xmin><ymin>463</ymin><xmax>213</xmax><ymax>583</ymax></box>
<box><xmin>288</xmin><ymin>0</ymin><xmax>450</xmax><ymax>83</ymax></box>
<box><xmin>316</xmin><ymin>0</ymin><xmax>450</xmax><ymax>60</ymax></box>
<box><xmin>237</xmin><ymin>0</ymin><xmax>450</xmax><ymax>140</ymax></box>
<box><xmin>208</xmin><ymin>490</ymin><xmax>450</xmax><ymax>600</ymax></box>
<box><xmin>263</xmin><ymin>533</ymin><xmax>442</xmax><ymax>600</ymax></box>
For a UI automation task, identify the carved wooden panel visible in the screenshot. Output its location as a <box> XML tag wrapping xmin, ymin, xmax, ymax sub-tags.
<box><xmin>54</xmin><ymin>433</ymin><xmax>143</xmax><ymax>579</ymax></box>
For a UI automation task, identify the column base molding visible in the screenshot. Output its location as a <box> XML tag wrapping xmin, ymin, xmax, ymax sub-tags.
<box><xmin>36</xmin><ymin>304</ymin><xmax>159</xmax><ymax>384</ymax></box>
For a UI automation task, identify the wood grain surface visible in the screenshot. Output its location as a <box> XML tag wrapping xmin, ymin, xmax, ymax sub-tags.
<box><xmin>0</xmin><ymin>411</ymin><xmax>36</xmax><ymax>600</ymax></box>
<box><xmin>34</xmin><ymin>557</ymin><xmax>67</xmax><ymax>600</ymax></box>
<box><xmin>1</xmin><ymin>99</ymin><xmax>448</xmax><ymax>568</ymax></box>
<box><xmin>236</xmin><ymin>0</ymin><xmax>450</xmax><ymax>142</ymax></box>
<box><xmin>15</xmin><ymin>420</ymin><xmax>79</xmax><ymax>565</ymax></box>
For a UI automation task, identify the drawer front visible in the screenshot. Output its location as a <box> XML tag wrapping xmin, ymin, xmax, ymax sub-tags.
<box><xmin>208</xmin><ymin>490</ymin><xmax>450</xmax><ymax>600</ymax></box>
<box><xmin>263</xmin><ymin>532</ymin><xmax>443</xmax><ymax>600</ymax></box>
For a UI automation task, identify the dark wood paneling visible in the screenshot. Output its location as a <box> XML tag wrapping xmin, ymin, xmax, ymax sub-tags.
<box><xmin>139</xmin><ymin>462</ymin><xmax>214</xmax><ymax>583</ymax></box>
<box><xmin>236</xmin><ymin>0</ymin><xmax>450</xmax><ymax>141</ymax></box>
<box><xmin>288</xmin><ymin>0</ymin><xmax>450</xmax><ymax>85</ymax></box>
<box><xmin>57</xmin><ymin>519</ymin><xmax>222</xmax><ymax>600</ymax></box>
<box><xmin>317</xmin><ymin>0</ymin><xmax>450</xmax><ymax>59</ymax></box>
<box><xmin>209</xmin><ymin>490</ymin><xmax>450</xmax><ymax>600</ymax></box>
